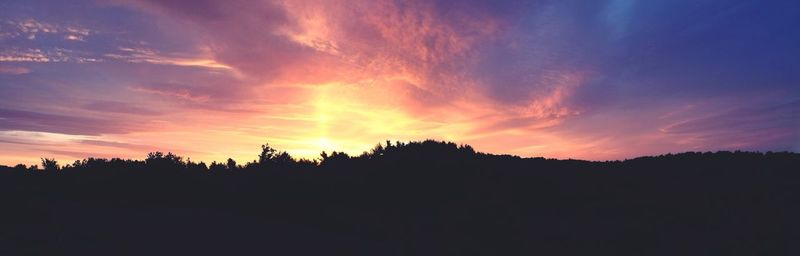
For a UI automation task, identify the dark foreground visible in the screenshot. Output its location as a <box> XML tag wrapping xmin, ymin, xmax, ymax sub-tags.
<box><xmin>1</xmin><ymin>141</ymin><xmax>799</xmax><ymax>255</ymax></box>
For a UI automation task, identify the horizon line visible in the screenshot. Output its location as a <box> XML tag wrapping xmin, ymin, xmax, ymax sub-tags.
<box><xmin>3</xmin><ymin>139</ymin><xmax>798</xmax><ymax>167</ymax></box>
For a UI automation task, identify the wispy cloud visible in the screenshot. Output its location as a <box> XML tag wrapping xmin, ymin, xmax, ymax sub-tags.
<box><xmin>661</xmin><ymin>100</ymin><xmax>800</xmax><ymax>149</ymax></box>
<box><xmin>77</xmin><ymin>139</ymin><xmax>152</xmax><ymax>151</ymax></box>
<box><xmin>0</xmin><ymin>108</ymin><xmax>147</xmax><ymax>136</ymax></box>
<box><xmin>0</xmin><ymin>65</ymin><xmax>30</xmax><ymax>74</ymax></box>
<box><xmin>2</xmin><ymin>19</ymin><xmax>92</xmax><ymax>41</ymax></box>
<box><xmin>106</xmin><ymin>47</ymin><xmax>235</xmax><ymax>70</ymax></box>
<box><xmin>81</xmin><ymin>101</ymin><xmax>161</xmax><ymax>115</ymax></box>
<box><xmin>130</xmin><ymin>83</ymin><xmax>212</xmax><ymax>103</ymax></box>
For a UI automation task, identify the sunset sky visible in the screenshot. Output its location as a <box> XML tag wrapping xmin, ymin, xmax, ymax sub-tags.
<box><xmin>1</xmin><ymin>0</ymin><xmax>798</xmax><ymax>165</ymax></box>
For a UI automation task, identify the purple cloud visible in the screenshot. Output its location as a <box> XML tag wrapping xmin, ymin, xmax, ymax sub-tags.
<box><xmin>0</xmin><ymin>108</ymin><xmax>145</xmax><ymax>135</ymax></box>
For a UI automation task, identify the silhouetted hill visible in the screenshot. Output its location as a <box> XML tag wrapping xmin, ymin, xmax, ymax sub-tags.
<box><xmin>1</xmin><ymin>140</ymin><xmax>799</xmax><ymax>255</ymax></box>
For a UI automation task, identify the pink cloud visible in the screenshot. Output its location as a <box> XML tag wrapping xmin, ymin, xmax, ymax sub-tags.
<box><xmin>0</xmin><ymin>65</ymin><xmax>31</xmax><ymax>75</ymax></box>
<box><xmin>90</xmin><ymin>0</ymin><xmax>597</xmax><ymax>161</ymax></box>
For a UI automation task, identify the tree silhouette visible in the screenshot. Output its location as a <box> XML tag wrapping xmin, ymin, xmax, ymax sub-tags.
<box><xmin>258</xmin><ymin>143</ymin><xmax>278</xmax><ymax>164</ymax></box>
<box><xmin>40</xmin><ymin>158</ymin><xmax>59</xmax><ymax>172</ymax></box>
<box><xmin>226</xmin><ymin>158</ymin><xmax>237</xmax><ymax>171</ymax></box>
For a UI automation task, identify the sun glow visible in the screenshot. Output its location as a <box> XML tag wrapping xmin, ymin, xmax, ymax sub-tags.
<box><xmin>300</xmin><ymin>81</ymin><xmax>426</xmax><ymax>156</ymax></box>
<box><xmin>315</xmin><ymin>137</ymin><xmax>337</xmax><ymax>152</ymax></box>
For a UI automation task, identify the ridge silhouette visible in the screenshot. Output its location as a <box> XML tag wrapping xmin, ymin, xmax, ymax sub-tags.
<box><xmin>1</xmin><ymin>140</ymin><xmax>799</xmax><ymax>255</ymax></box>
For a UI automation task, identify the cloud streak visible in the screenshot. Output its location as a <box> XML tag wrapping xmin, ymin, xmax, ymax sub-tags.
<box><xmin>0</xmin><ymin>108</ymin><xmax>146</xmax><ymax>136</ymax></box>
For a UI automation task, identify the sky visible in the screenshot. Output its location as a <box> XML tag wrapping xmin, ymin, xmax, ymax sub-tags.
<box><xmin>0</xmin><ymin>0</ymin><xmax>798</xmax><ymax>165</ymax></box>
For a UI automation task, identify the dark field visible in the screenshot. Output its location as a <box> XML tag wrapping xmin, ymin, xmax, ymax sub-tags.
<box><xmin>2</xmin><ymin>141</ymin><xmax>799</xmax><ymax>255</ymax></box>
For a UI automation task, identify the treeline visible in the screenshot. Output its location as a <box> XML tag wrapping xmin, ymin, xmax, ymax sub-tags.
<box><xmin>3</xmin><ymin>139</ymin><xmax>796</xmax><ymax>175</ymax></box>
<box><xmin>1</xmin><ymin>140</ymin><xmax>799</xmax><ymax>255</ymax></box>
<box><xmin>3</xmin><ymin>141</ymin><xmax>466</xmax><ymax>175</ymax></box>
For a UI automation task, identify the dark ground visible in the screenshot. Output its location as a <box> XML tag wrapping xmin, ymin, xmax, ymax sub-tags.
<box><xmin>1</xmin><ymin>140</ymin><xmax>799</xmax><ymax>255</ymax></box>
